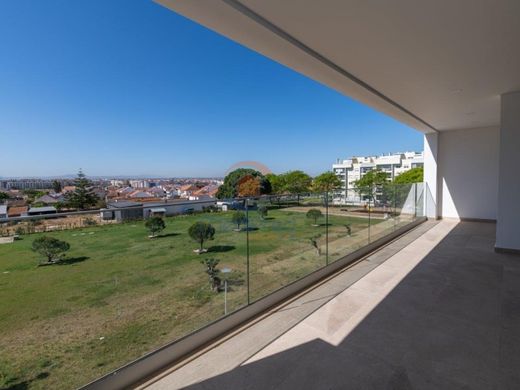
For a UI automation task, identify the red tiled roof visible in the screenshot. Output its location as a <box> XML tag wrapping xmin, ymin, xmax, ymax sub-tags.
<box><xmin>8</xmin><ymin>206</ymin><xmax>28</xmax><ymax>217</ymax></box>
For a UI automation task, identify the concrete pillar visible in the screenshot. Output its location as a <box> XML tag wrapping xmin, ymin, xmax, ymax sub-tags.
<box><xmin>424</xmin><ymin>132</ymin><xmax>440</xmax><ymax>219</ymax></box>
<box><xmin>496</xmin><ymin>91</ymin><xmax>520</xmax><ymax>252</ymax></box>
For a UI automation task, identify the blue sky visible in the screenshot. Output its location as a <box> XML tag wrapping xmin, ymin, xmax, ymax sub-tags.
<box><xmin>0</xmin><ymin>0</ymin><xmax>422</xmax><ymax>178</ymax></box>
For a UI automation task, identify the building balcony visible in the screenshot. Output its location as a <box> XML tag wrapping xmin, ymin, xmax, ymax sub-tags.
<box><xmin>1</xmin><ymin>185</ymin><xmax>430</xmax><ymax>389</ymax></box>
<box><xmin>138</xmin><ymin>219</ymin><xmax>520</xmax><ymax>389</ymax></box>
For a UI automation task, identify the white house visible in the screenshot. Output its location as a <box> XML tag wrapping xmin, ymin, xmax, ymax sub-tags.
<box><xmin>0</xmin><ymin>205</ymin><xmax>7</xmax><ymax>219</ymax></box>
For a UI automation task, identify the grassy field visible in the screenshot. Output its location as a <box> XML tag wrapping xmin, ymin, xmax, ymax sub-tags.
<box><xmin>0</xmin><ymin>208</ymin><xmax>380</xmax><ymax>389</ymax></box>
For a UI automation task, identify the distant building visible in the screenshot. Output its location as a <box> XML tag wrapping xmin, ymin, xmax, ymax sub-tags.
<box><xmin>148</xmin><ymin>187</ymin><xmax>166</xmax><ymax>198</ymax></box>
<box><xmin>110</xmin><ymin>179</ymin><xmax>125</xmax><ymax>187</ymax></box>
<box><xmin>0</xmin><ymin>179</ymin><xmax>54</xmax><ymax>190</ymax></box>
<box><xmin>102</xmin><ymin>201</ymin><xmax>143</xmax><ymax>222</ymax></box>
<box><xmin>332</xmin><ymin>151</ymin><xmax>424</xmax><ymax>204</ymax></box>
<box><xmin>0</xmin><ymin>205</ymin><xmax>7</xmax><ymax>219</ymax></box>
<box><xmin>62</xmin><ymin>186</ymin><xmax>76</xmax><ymax>193</ymax></box>
<box><xmin>128</xmin><ymin>191</ymin><xmax>154</xmax><ymax>199</ymax></box>
<box><xmin>7</xmin><ymin>206</ymin><xmax>28</xmax><ymax>218</ymax></box>
<box><xmin>193</xmin><ymin>184</ymin><xmax>219</xmax><ymax>198</ymax></box>
<box><xmin>27</xmin><ymin>206</ymin><xmax>57</xmax><ymax>216</ymax></box>
<box><xmin>101</xmin><ymin>199</ymin><xmax>216</xmax><ymax>222</ymax></box>
<box><xmin>34</xmin><ymin>194</ymin><xmax>64</xmax><ymax>205</ymax></box>
<box><xmin>179</xmin><ymin>184</ymin><xmax>199</xmax><ymax>197</ymax></box>
<box><xmin>129</xmin><ymin>180</ymin><xmax>150</xmax><ymax>189</ymax></box>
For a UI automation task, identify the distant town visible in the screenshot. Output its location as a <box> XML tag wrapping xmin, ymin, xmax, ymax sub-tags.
<box><xmin>0</xmin><ymin>151</ymin><xmax>423</xmax><ymax>220</ymax></box>
<box><xmin>0</xmin><ymin>177</ymin><xmax>223</xmax><ymax>219</ymax></box>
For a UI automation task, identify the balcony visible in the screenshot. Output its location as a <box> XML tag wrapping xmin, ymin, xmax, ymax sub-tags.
<box><xmin>0</xmin><ymin>184</ymin><xmax>426</xmax><ymax>389</ymax></box>
<box><xmin>139</xmin><ymin>219</ymin><xmax>520</xmax><ymax>389</ymax></box>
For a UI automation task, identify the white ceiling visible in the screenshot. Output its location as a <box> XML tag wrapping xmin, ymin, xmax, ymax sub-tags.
<box><xmin>156</xmin><ymin>0</ymin><xmax>520</xmax><ymax>134</ymax></box>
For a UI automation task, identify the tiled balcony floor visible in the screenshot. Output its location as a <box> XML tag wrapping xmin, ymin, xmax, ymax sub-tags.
<box><xmin>141</xmin><ymin>220</ymin><xmax>520</xmax><ymax>390</ymax></box>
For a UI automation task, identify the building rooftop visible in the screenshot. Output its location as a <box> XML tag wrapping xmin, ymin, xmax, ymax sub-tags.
<box><xmin>7</xmin><ymin>206</ymin><xmax>28</xmax><ymax>217</ymax></box>
<box><xmin>28</xmin><ymin>206</ymin><xmax>57</xmax><ymax>213</ymax></box>
<box><xmin>107</xmin><ymin>201</ymin><xmax>143</xmax><ymax>208</ymax></box>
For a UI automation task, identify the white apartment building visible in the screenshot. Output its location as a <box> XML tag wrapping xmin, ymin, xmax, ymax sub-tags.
<box><xmin>129</xmin><ymin>180</ymin><xmax>151</xmax><ymax>189</ymax></box>
<box><xmin>332</xmin><ymin>151</ymin><xmax>423</xmax><ymax>204</ymax></box>
<box><xmin>0</xmin><ymin>180</ymin><xmax>54</xmax><ymax>190</ymax></box>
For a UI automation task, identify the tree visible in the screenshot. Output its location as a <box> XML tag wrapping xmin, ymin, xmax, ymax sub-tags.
<box><xmin>312</xmin><ymin>171</ymin><xmax>342</xmax><ymax>193</ymax></box>
<box><xmin>65</xmin><ymin>169</ymin><xmax>99</xmax><ymax>210</ymax></box>
<box><xmin>52</xmin><ymin>180</ymin><xmax>62</xmax><ymax>193</ymax></box>
<box><xmin>282</xmin><ymin>170</ymin><xmax>312</xmax><ymax>194</ymax></box>
<box><xmin>344</xmin><ymin>224</ymin><xmax>352</xmax><ymax>236</ymax></box>
<box><xmin>216</xmin><ymin>169</ymin><xmax>271</xmax><ymax>199</ymax></box>
<box><xmin>257</xmin><ymin>204</ymin><xmax>268</xmax><ymax>220</ymax></box>
<box><xmin>32</xmin><ymin>236</ymin><xmax>70</xmax><ymax>265</ymax></box>
<box><xmin>0</xmin><ymin>192</ymin><xmax>9</xmax><ymax>203</ymax></box>
<box><xmin>394</xmin><ymin>167</ymin><xmax>423</xmax><ymax>184</ymax></box>
<box><xmin>306</xmin><ymin>208</ymin><xmax>323</xmax><ymax>226</ymax></box>
<box><xmin>265</xmin><ymin>173</ymin><xmax>285</xmax><ymax>194</ymax></box>
<box><xmin>353</xmin><ymin>169</ymin><xmax>389</xmax><ymax>203</ymax></box>
<box><xmin>231</xmin><ymin>211</ymin><xmax>247</xmax><ymax>231</ymax></box>
<box><xmin>309</xmin><ymin>236</ymin><xmax>321</xmax><ymax>256</ymax></box>
<box><xmin>145</xmin><ymin>216</ymin><xmax>166</xmax><ymax>238</ymax></box>
<box><xmin>189</xmin><ymin>221</ymin><xmax>215</xmax><ymax>253</ymax></box>
<box><xmin>237</xmin><ymin>176</ymin><xmax>261</xmax><ymax>197</ymax></box>
<box><xmin>23</xmin><ymin>190</ymin><xmax>46</xmax><ymax>204</ymax></box>
<box><xmin>201</xmin><ymin>258</ymin><xmax>221</xmax><ymax>291</ymax></box>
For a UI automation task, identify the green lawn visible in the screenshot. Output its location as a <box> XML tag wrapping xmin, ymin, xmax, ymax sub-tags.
<box><xmin>0</xmin><ymin>208</ymin><xmax>377</xmax><ymax>389</ymax></box>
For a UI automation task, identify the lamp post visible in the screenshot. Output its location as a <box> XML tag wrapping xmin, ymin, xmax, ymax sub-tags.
<box><xmin>221</xmin><ymin>267</ymin><xmax>232</xmax><ymax>315</ymax></box>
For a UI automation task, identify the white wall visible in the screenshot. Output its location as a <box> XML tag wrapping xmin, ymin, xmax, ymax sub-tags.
<box><xmin>423</xmin><ymin>133</ymin><xmax>439</xmax><ymax>218</ymax></box>
<box><xmin>437</xmin><ymin>126</ymin><xmax>499</xmax><ymax>220</ymax></box>
<box><xmin>496</xmin><ymin>92</ymin><xmax>520</xmax><ymax>251</ymax></box>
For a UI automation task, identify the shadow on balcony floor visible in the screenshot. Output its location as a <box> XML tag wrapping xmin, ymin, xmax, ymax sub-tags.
<box><xmin>170</xmin><ymin>221</ymin><xmax>520</xmax><ymax>389</ymax></box>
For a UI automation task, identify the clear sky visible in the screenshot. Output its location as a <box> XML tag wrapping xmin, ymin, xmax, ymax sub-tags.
<box><xmin>0</xmin><ymin>0</ymin><xmax>422</xmax><ymax>178</ymax></box>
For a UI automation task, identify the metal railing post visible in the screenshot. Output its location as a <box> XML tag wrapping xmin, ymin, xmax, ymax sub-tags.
<box><xmin>368</xmin><ymin>190</ymin><xmax>371</xmax><ymax>243</ymax></box>
<box><xmin>414</xmin><ymin>183</ymin><xmax>418</xmax><ymax>219</ymax></box>
<box><xmin>245</xmin><ymin>198</ymin><xmax>250</xmax><ymax>305</ymax></box>
<box><xmin>325</xmin><ymin>191</ymin><xmax>329</xmax><ymax>266</ymax></box>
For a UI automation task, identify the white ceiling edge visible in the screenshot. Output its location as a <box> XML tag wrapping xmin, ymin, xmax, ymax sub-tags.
<box><xmin>155</xmin><ymin>0</ymin><xmax>437</xmax><ymax>134</ymax></box>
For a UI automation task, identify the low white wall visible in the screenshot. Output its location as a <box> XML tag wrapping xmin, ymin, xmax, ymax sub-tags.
<box><xmin>437</xmin><ymin>126</ymin><xmax>499</xmax><ymax>220</ymax></box>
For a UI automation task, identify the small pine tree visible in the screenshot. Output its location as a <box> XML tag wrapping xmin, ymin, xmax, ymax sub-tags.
<box><xmin>32</xmin><ymin>236</ymin><xmax>70</xmax><ymax>265</ymax></box>
<box><xmin>306</xmin><ymin>208</ymin><xmax>323</xmax><ymax>226</ymax></box>
<box><xmin>65</xmin><ymin>169</ymin><xmax>99</xmax><ymax>210</ymax></box>
<box><xmin>201</xmin><ymin>258</ymin><xmax>221</xmax><ymax>291</ymax></box>
<box><xmin>145</xmin><ymin>217</ymin><xmax>166</xmax><ymax>238</ymax></box>
<box><xmin>231</xmin><ymin>211</ymin><xmax>247</xmax><ymax>231</ymax></box>
<box><xmin>189</xmin><ymin>222</ymin><xmax>216</xmax><ymax>253</ymax></box>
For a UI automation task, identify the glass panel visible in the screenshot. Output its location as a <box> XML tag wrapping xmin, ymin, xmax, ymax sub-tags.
<box><xmin>0</xmin><ymin>185</ymin><xmax>426</xmax><ymax>388</ymax></box>
<box><xmin>368</xmin><ymin>183</ymin><xmax>397</xmax><ymax>242</ymax></box>
<box><xmin>247</xmin><ymin>193</ymin><xmax>326</xmax><ymax>302</ymax></box>
<box><xmin>327</xmin><ymin>188</ymin><xmax>370</xmax><ymax>262</ymax></box>
<box><xmin>415</xmin><ymin>182</ymin><xmax>426</xmax><ymax>217</ymax></box>
<box><xmin>394</xmin><ymin>182</ymin><xmax>416</xmax><ymax>228</ymax></box>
